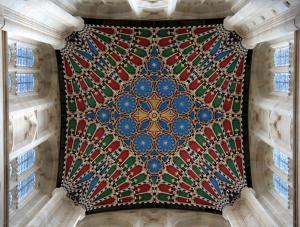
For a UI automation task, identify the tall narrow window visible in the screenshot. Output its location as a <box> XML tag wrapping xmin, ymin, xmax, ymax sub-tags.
<box><xmin>17</xmin><ymin>149</ymin><xmax>35</xmax><ymax>175</ymax></box>
<box><xmin>273</xmin><ymin>149</ymin><xmax>289</xmax><ymax>174</ymax></box>
<box><xmin>16</xmin><ymin>45</ymin><xmax>34</xmax><ymax>67</ymax></box>
<box><xmin>18</xmin><ymin>173</ymin><xmax>35</xmax><ymax>202</ymax></box>
<box><xmin>273</xmin><ymin>174</ymin><xmax>289</xmax><ymax>200</ymax></box>
<box><xmin>15</xmin><ymin>73</ymin><xmax>35</xmax><ymax>94</ymax></box>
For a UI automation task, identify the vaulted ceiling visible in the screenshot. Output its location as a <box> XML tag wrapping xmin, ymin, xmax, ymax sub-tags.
<box><xmin>57</xmin><ymin>20</ymin><xmax>250</xmax><ymax>213</ymax></box>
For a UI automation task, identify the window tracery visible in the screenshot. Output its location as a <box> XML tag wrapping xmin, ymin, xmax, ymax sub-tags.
<box><xmin>17</xmin><ymin>149</ymin><xmax>35</xmax><ymax>175</ymax></box>
<box><xmin>272</xmin><ymin>174</ymin><xmax>288</xmax><ymax>200</ymax></box>
<box><xmin>272</xmin><ymin>148</ymin><xmax>289</xmax><ymax>174</ymax></box>
<box><xmin>18</xmin><ymin>173</ymin><xmax>36</xmax><ymax>202</ymax></box>
<box><xmin>7</xmin><ymin>41</ymin><xmax>40</xmax><ymax>96</ymax></box>
<box><xmin>271</xmin><ymin>43</ymin><xmax>292</xmax><ymax>93</ymax></box>
<box><xmin>249</xmin><ymin>35</ymin><xmax>294</xmax><ymax>226</ymax></box>
<box><xmin>9</xmin><ymin>149</ymin><xmax>38</xmax><ymax>212</ymax></box>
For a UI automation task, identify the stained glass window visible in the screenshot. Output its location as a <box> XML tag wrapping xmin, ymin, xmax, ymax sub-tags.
<box><xmin>273</xmin><ymin>149</ymin><xmax>289</xmax><ymax>174</ymax></box>
<box><xmin>18</xmin><ymin>173</ymin><xmax>35</xmax><ymax>202</ymax></box>
<box><xmin>16</xmin><ymin>73</ymin><xmax>35</xmax><ymax>94</ymax></box>
<box><xmin>16</xmin><ymin>45</ymin><xmax>34</xmax><ymax>67</ymax></box>
<box><xmin>274</xmin><ymin>46</ymin><xmax>289</xmax><ymax>67</ymax></box>
<box><xmin>273</xmin><ymin>174</ymin><xmax>288</xmax><ymax>200</ymax></box>
<box><xmin>17</xmin><ymin>149</ymin><xmax>35</xmax><ymax>175</ymax></box>
<box><xmin>273</xmin><ymin>72</ymin><xmax>290</xmax><ymax>92</ymax></box>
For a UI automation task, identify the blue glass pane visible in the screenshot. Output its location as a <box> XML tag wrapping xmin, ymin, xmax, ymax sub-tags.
<box><xmin>273</xmin><ymin>149</ymin><xmax>289</xmax><ymax>174</ymax></box>
<box><xmin>18</xmin><ymin>173</ymin><xmax>35</xmax><ymax>202</ymax></box>
<box><xmin>16</xmin><ymin>73</ymin><xmax>35</xmax><ymax>94</ymax></box>
<box><xmin>274</xmin><ymin>46</ymin><xmax>289</xmax><ymax>67</ymax></box>
<box><xmin>17</xmin><ymin>149</ymin><xmax>35</xmax><ymax>175</ymax></box>
<box><xmin>9</xmin><ymin>191</ymin><xmax>13</xmax><ymax>208</ymax></box>
<box><xmin>8</xmin><ymin>74</ymin><xmax>12</xmax><ymax>94</ymax></box>
<box><xmin>273</xmin><ymin>174</ymin><xmax>288</xmax><ymax>200</ymax></box>
<box><xmin>273</xmin><ymin>72</ymin><xmax>290</xmax><ymax>92</ymax></box>
<box><xmin>16</xmin><ymin>45</ymin><xmax>34</xmax><ymax>67</ymax></box>
<box><xmin>7</xmin><ymin>46</ymin><xmax>11</xmax><ymax>64</ymax></box>
<box><xmin>9</xmin><ymin>162</ymin><xmax>12</xmax><ymax>177</ymax></box>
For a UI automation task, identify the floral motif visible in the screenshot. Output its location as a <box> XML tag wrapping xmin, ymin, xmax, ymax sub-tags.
<box><xmin>156</xmin><ymin>134</ymin><xmax>176</xmax><ymax>153</ymax></box>
<box><xmin>156</xmin><ymin>78</ymin><xmax>176</xmax><ymax>97</ymax></box>
<box><xmin>96</xmin><ymin>108</ymin><xmax>111</xmax><ymax>123</ymax></box>
<box><xmin>147</xmin><ymin>57</ymin><xmax>162</xmax><ymax>72</ymax></box>
<box><xmin>172</xmin><ymin>118</ymin><xmax>192</xmax><ymax>137</ymax></box>
<box><xmin>117</xmin><ymin>94</ymin><xmax>136</xmax><ymax>113</ymax></box>
<box><xmin>197</xmin><ymin>108</ymin><xmax>213</xmax><ymax>124</ymax></box>
<box><xmin>117</xmin><ymin>117</ymin><xmax>137</xmax><ymax>136</ymax></box>
<box><xmin>134</xmin><ymin>77</ymin><xmax>152</xmax><ymax>97</ymax></box>
<box><xmin>172</xmin><ymin>94</ymin><xmax>192</xmax><ymax>113</ymax></box>
<box><xmin>147</xmin><ymin>159</ymin><xmax>162</xmax><ymax>174</ymax></box>
<box><xmin>133</xmin><ymin>134</ymin><xmax>153</xmax><ymax>154</ymax></box>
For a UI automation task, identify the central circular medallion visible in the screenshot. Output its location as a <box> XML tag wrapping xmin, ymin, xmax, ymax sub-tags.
<box><xmin>149</xmin><ymin>111</ymin><xmax>159</xmax><ymax>121</ymax></box>
<box><xmin>115</xmin><ymin>69</ymin><xmax>195</xmax><ymax>156</ymax></box>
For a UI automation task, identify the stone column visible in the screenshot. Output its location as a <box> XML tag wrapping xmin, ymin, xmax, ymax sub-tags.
<box><xmin>222</xmin><ymin>187</ymin><xmax>278</xmax><ymax>227</ymax></box>
<box><xmin>26</xmin><ymin>187</ymin><xmax>85</xmax><ymax>227</ymax></box>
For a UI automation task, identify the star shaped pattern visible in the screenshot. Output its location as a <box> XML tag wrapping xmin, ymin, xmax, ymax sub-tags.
<box><xmin>60</xmin><ymin>24</ymin><xmax>248</xmax><ymax>212</ymax></box>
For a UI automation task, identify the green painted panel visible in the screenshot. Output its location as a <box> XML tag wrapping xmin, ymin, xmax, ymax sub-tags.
<box><xmin>69</xmin><ymin>158</ymin><xmax>83</xmax><ymax>178</ymax></box>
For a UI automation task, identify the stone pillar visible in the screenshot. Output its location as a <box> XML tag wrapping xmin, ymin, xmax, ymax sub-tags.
<box><xmin>26</xmin><ymin>188</ymin><xmax>85</xmax><ymax>227</ymax></box>
<box><xmin>222</xmin><ymin>187</ymin><xmax>278</xmax><ymax>227</ymax></box>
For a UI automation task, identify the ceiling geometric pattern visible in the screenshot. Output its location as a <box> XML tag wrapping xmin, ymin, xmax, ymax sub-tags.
<box><xmin>59</xmin><ymin>23</ymin><xmax>248</xmax><ymax>212</ymax></box>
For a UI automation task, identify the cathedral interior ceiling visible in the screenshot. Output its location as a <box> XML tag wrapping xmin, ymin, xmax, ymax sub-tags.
<box><xmin>56</xmin><ymin>19</ymin><xmax>252</xmax><ymax>214</ymax></box>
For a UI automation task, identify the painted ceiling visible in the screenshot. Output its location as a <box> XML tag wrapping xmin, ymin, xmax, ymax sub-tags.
<box><xmin>58</xmin><ymin>21</ymin><xmax>249</xmax><ymax>213</ymax></box>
